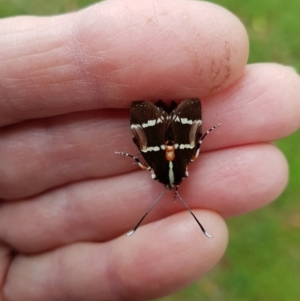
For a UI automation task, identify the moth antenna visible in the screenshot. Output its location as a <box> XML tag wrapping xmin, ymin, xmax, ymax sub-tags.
<box><xmin>175</xmin><ymin>186</ymin><xmax>212</xmax><ymax>238</ymax></box>
<box><xmin>127</xmin><ymin>187</ymin><xmax>167</xmax><ymax>236</ymax></box>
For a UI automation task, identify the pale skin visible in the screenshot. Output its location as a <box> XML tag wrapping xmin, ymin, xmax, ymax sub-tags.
<box><xmin>0</xmin><ymin>0</ymin><xmax>300</xmax><ymax>300</ymax></box>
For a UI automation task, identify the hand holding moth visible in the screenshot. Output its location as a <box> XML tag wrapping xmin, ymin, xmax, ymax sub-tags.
<box><xmin>0</xmin><ymin>0</ymin><xmax>299</xmax><ymax>300</ymax></box>
<box><xmin>117</xmin><ymin>99</ymin><xmax>220</xmax><ymax>237</ymax></box>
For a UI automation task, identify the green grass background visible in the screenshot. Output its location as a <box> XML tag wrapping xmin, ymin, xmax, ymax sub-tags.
<box><xmin>1</xmin><ymin>0</ymin><xmax>299</xmax><ymax>300</ymax></box>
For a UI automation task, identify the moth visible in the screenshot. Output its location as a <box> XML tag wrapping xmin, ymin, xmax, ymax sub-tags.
<box><xmin>116</xmin><ymin>98</ymin><xmax>220</xmax><ymax>237</ymax></box>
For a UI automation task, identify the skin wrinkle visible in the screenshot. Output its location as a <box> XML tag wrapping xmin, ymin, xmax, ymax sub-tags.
<box><xmin>105</xmin><ymin>244</ymin><xmax>131</xmax><ymax>301</ymax></box>
<box><xmin>49</xmin><ymin>249</ymin><xmax>68</xmax><ymax>300</ymax></box>
<box><xmin>42</xmin><ymin>113</ymin><xmax>115</xmax><ymax>175</ymax></box>
<box><xmin>250</xmin><ymin>68</ymin><xmax>299</xmax><ymax>131</ymax></box>
<box><xmin>196</xmin><ymin>8</ymin><xmax>245</xmax><ymax>91</ymax></box>
<box><xmin>0</xmin><ymin>206</ymin><xmax>11</xmax><ymax>250</ymax></box>
<box><xmin>236</xmin><ymin>146</ymin><xmax>287</xmax><ymax>216</ymax></box>
<box><xmin>209</xmin><ymin>41</ymin><xmax>232</xmax><ymax>93</ymax></box>
<box><xmin>230</xmin><ymin>70</ymin><xmax>265</xmax><ymax>109</ymax></box>
<box><xmin>68</xmin><ymin>20</ymin><xmax>90</xmax><ymax>78</ymax></box>
<box><xmin>71</xmin><ymin>9</ymin><xmax>133</xmax><ymax>102</ymax></box>
<box><xmin>70</xmin><ymin>13</ymin><xmax>120</xmax><ymax>107</ymax></box>
<box><xmin>0</xmin><ymin>243</ymin><xmax>13</xmax><ymax>301</ymax></box>
<box><xmin>39</xmin><ymin>119</ymin><xmax>73</xmax><ymax>176</ymax></box>
<box><xmin>107</xmin><ymin>239</ymin><xmax>152</xmax><ymax>301</ymax></box>
<box><xmin>67</xmin><ymin>24</ymin><xmax>102</xmax><ymax>108</ymax></box>
<box><xmin>215</xmin><ymin>146</ymin><xmax>257</xmax><ymax>189</ymax></box>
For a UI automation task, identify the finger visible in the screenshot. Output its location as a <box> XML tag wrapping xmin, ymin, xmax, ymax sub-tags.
<box><xmin>1</xmin><ymin>63</ymin><xmax>299</xmax><ymax>199</ymax></box>
<box><xmin>0</xmin><ymin>144</ymin><xmax>287</xmax><ymax>253</ymax></box>
<box><xmin>0</xmin><ymin>0</ymin><xmax>248</xmax><ymax>126</ymax></box>
<box><xmin>204</xmin><ymin>63</ymin><xmax>300</xmax><ymax>150</ymax></box>
<box><xmin>3</xmin><ymin>211</ymin><xmax>227</xmax><ymax>301</ymax></box>
<box><xmin>0</xmin><ymin>109</ymin><xmax>129</xmax><ymax>199</ymax></box>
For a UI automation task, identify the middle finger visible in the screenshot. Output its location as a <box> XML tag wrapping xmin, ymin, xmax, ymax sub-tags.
<box><xmin>0</xmin><ymin>63</ymin><xmax>298</xmax><ymax>199</ymax></box>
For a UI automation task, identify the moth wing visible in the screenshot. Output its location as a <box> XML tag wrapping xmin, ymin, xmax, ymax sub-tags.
<box><xmin>171</xmin><ymin>99</ymin><xmax>202</xmax><ymax>181</ymax></box>
<box><xmin>171</xmin><ymin>98</ymin><xmax>202</xmax><ymax>151</ymax></box>
<box><xmin>130</xmin><ymin>101</ymin><xmax>169</xmax><ymax>176</ymax></box>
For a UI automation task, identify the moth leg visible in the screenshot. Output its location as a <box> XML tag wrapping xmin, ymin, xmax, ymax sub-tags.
<box><xmin>115</xmin><ymin>151</ymin><xmax>151</xmax><ymax>171</ymax></box>
<box><xmin>191</xmin><ymin>123</ymin><xmax>221</xmax><ymax>162</ymax></box>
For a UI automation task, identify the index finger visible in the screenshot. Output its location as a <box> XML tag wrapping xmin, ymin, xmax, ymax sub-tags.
<box><xmin>0</xmin><ymin>0</ymin><xmax>248</xmax><ymax>126</ymax></box>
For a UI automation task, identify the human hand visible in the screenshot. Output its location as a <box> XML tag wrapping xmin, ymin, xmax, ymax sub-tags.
<box><xmin>1</xmin><ymin>0</ymin><xmax>299</xmax><ymax>300</ymax></box>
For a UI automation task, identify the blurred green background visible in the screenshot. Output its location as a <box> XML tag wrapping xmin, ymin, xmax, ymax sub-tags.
<box><xmin>1</xmin><ymin>0</ymin><xmax>299</xmax><ymax>300</ymax></box>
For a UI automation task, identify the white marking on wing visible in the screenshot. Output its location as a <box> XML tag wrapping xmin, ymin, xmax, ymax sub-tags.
<box><xmin>179</xmin><ymin>144</ymin><xmax>194</xmax><ymax>149</ymax></box>
<box><xmin>141</xmin><ymin>146</ymin><xmax>160</xmax><ymax>152</ymax></box>
<box><xmin>131</xmin><ymin>124</ymin><xmax>142</xmax><ymax>129</ymax></box>
<box><xmin>180</xmin><ymin>118</ymin><xmax>193</xmax><ymax>124</ymax></box>
<box><xmin>142</xmin><ymin>119</ymin><xmax>156</xmax><ymax>128</ymax></box>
